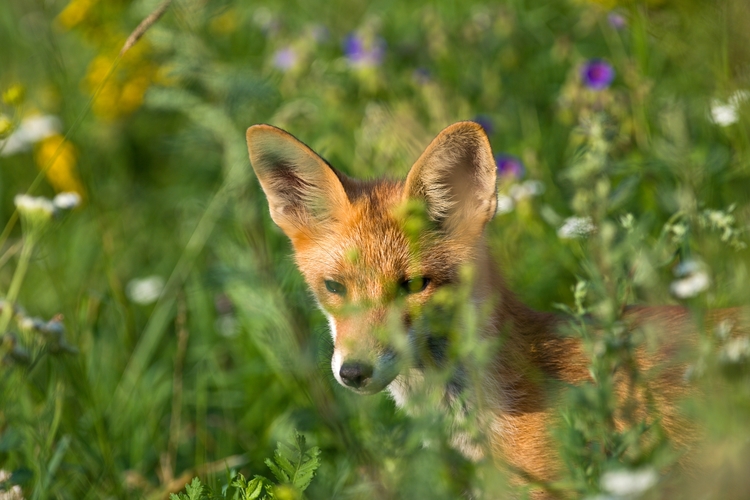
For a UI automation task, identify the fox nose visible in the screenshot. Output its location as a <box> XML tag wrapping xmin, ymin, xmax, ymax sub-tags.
<box><xmin>339</xmin><ymin>362</ymin><xmax>373</xmax><ymax>389</ymax></box>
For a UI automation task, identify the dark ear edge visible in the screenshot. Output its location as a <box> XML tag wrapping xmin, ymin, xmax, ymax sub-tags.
<box><xmin>403</xmin><ymin>121</ymin><xmax>498</xmax><ymax>235</ymax></box>
<box><xmin>246</xmin><ymin>124</ymin><xmax>351</xmax><ymax>241</ymax></box>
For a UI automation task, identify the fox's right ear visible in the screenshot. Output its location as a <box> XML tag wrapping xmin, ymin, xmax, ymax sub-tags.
<box><xmin>246</xmin><ymin>124</ymin><xmax>350</xmax><ymax>244</ymax></box>
<box><xmin>404</xmin><ymin>121</ymin><xmax>497</xmax><ymax>238</ymax></box>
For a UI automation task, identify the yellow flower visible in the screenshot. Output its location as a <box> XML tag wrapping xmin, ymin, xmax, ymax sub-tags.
<box><xmin>34</xmin><ymin>134</ymin><xmax>86</xmax><ymax>197</ymax></box>
<box><xmin>57</xmin><ymin>0</ymin><xmax>98</xmax><ymax>30</ymax></box>
<box><xmin>2</xmin><ymin>84</ymin><xmax>26</xmax><ymax>106</ymax></box>
<box><xmin>83</xmin><ymin>44</ymin><xmax>157</xmax><ymax>120</ymax></box>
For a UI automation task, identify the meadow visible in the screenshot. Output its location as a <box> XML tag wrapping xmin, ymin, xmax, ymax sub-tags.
<box><xmin>1</xmin><ymin>0</ymin><xmax>750</xmax><ymax>498</ymax></box>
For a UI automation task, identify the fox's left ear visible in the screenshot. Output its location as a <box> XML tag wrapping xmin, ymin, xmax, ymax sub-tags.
<box><xmin>404</xmin><ymin>121</ymin><xmax>497</xmax><ymax>236</ymax></box>
<box><xmin>246</xmin><ymin>124</ymin><xmax>350</xmax><ymax>245</ymax></box>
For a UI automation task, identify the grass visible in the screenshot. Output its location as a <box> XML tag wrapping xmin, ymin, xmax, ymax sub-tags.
<box><xmin>1</xmin><ymin>0</ymin><xmax>750</xmax><ymax>498</ymax></box>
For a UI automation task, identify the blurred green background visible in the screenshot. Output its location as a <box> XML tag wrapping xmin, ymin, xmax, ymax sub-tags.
<box><xmin>1</xmin><ymin>0</ymin><xmax>750</xmax><ymax>498</ymax></box>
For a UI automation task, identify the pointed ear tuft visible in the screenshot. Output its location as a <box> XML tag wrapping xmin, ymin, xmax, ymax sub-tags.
<box><xmin>403</xmin><ymin>121</ymin><xmax>497</xmax><ymax>236</ymax></box>
<box><xmin>246</xmin><ymin>124</ymin><xmax>350</xmax><ymax>243</ymax></box>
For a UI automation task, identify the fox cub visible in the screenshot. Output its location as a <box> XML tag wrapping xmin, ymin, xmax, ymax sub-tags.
<box><xmin>245</xmin><ymin>121</ymin><xmax>734</xmax><ymax>488</ymax></box>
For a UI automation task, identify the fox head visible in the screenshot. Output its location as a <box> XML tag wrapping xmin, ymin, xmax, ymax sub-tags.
<box><xmin>246</xmin><ymin>122</ymin><xmax>498</xmax><ymax>397</ymax></box>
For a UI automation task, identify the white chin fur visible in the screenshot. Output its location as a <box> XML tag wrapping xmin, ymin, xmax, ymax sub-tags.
<box><xmin>331</xmin><ymin>349</ymin><xmax>344</xmax><ymax>386</ymax></box>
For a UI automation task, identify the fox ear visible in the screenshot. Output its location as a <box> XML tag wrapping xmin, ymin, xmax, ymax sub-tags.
<box><xmin>246</xmin><ymin>124</ymin><xmax>350</xmax><ymax>243</ymax></box>
<box><xmin>404</xmin><ymin>121</ymin><xmax>497</xmax><ymax>235</ymax></box>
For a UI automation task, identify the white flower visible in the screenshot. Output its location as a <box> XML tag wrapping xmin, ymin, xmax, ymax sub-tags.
<box><xmin>495</xmin><ymin>194</ymin><xmax>514</xmax><ymax>215</ymax></box>
<box><xmin>601</xmin><ymin>468</ymin><xmax>658</xmax><ymax>497</ymax></box>
<box><xmin>710</xmin><ymin>90</ymin><xmax>749</xmax><ymax>127</ymax></box>
<box><xmin>0</xmin><ymin>115</ymin><xmax>61</xmax><ymax>156</ymax></box>
<box><xmin>670</xmin><ymin>259</ymin><xmax>710</xmax><ymax>298</ymax></box>
<box><xmin>0</xmin><ymin>470</ymin><xmax>24</xmax><ymax>500</ymax></box>
<box><xmin>557</xmin><ymin>216</ymin><xmax>595</xmax><ymax>239</ymax></box>
<box><xmin>126</xmin><ymin>276</ymin><xmax>165</xmax><ymax>305</ymax></box>
<box><xmin>721</xmin><ymin>336</ymin><xmax>750</xmax><ymax>364</ymax></box>
<box><xmin>509</xmin><ymin>180</ymin><xmax>545</xmax><ymax>201</ymax></box>
<box><xmin>14</xmin><ymin>194</ymin><xmax>55</xmax><ymax>227</ymax></box>
<box><xmin>711</xmin><ymin>102</ymin><xmax>738</xmax><ymax>126</ymax></box>
<box><xmin>495</xmin><ymin>180</ymin><xmax>544</xmax><ymax>216</ymax></box>
<box><xmin>52</xmin><ymin>192</ymin><xmax>81</xmax><ymax>210</ymax></box>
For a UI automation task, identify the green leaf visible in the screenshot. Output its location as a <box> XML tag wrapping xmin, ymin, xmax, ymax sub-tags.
<box><xmin>185</xmin><ymin>477</ymin><xmax>204</xmax><ymax>500</ymax></box>
<box><xmin>265</xmin><ymin>457</ymin><xmax>289</xmax><ymax>484</ymax></box>
<box><xmin>264</xmin><ymin>431</ymin><xmax>321</xmax><ymax>493</ymax></box>
<box><xmin>245</xmin><ymin>476</ymin><xmax>265</xmax><ymax>500</ymax></box>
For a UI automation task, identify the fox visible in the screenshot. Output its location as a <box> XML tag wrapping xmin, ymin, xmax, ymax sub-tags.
<box><xmin>245</xmin><ymin>121</ymin><xmax>744</xmax><ymax>494</ymax></box>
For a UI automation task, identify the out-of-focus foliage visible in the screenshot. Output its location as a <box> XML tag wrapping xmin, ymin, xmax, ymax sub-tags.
<box><xmin>0</xmin><ymin>0</ymin><xmax>749</xmax><ymax>498</ymax></box>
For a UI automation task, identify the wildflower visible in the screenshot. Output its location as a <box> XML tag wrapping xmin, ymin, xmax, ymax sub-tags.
<box><xmin>495</xmin><ymin>179</ymin><xmax>544</xmax><ymax>217</ymax></box>
<box><xmin>472</xmin><ymin>115</ymin><xmax>494</xmax><ymax>135</ymax></box>
<box><xmin>34</xmin><ymin>134</ymin><xmax>85</xmax><ymax>196</ymax></box>
<box><xmin>272</xmin><ymin>47</ymin><xmax>299</xmax><ymax>71</ymax></box>
<box><xmin>495</xmin><ymin>154</ymin><xmax>524</xmax><ymax>179</ymax></box>
<box><xmin>2</xmin><ymin>84</ymin><xmax>25</xmax><ymax>106</ymax></box>
<box><xmin>710</xmin><ymin>90</ymin><xmax>749</xmax><ymax>126</ymax></box>
<box><xmin>607</xmin><ymin>12</ymin><xmax>627</xmax><ymax>29</ymax></box>
<box><xmin>510</xmin><ymin>180</ymin><xmax>545</xmax><ymax>201</ymax></box>
<box><xmin>57</xmin><ymin>0</ymin><xmax>97</xmax><ymax>29</ymax></box>
<box><xmin>18</xmin><ymin>315</ymin><xmax>65</xmax><ymax>340</ymax></box>
<box><xmin>721</xmin><ymin>336</ymin><xmax>750</xmax><ymax>364</ymax></box>
<box><xmin>670</xmin><ymin>259</ymin><xmax>710</xmax><ymax>298</ymax></box>
<box><xmin>580</xmin><ymin>59</ymin><xmax>615</xmax><ymax>90</ymax></box>
<box><xmin>557</xmin><ymin>216</ymin><xmax>596</xmax><ymax>239</ymax></box>
<box><xmin>126</xmin><ymin>276</ymin><xmax>165</xmax><ymax>305</ymax></box>
<box><xmin>343</xmin><ymin>32</ymin><xmax>386</xmax><ymax>68</ymax></box>
<box><xmin>601</xmin><ymin>468</ymin><xmax>658</xmax><ymax>497</ymax></box>
<box><xmin>53</xmin><ymin>192</ymin><xmax>82</xmax><ymax>211</ymax></box>
<box><xmin>0</xmin><ymin>115</ymin><xmax>61</xmax><ymax>156</ymax></box>
<box><xmin>0</xmin><ymin>469</ymin><xmax>24</xmax><ymax>500</ymax></box>
<box><xmin>710</xmin><ymin>102</ymin><xmax>738</xmax><ymax>126</ymax></box>
<box><xmin>14</xmin><ymin>194</ymin><xmax>55</xmax><ymax>228</ymax></box>
<box><xmin>495</xmin><ymin>194</ymin><xmax>514</xmax><ymax>215</ymax></box>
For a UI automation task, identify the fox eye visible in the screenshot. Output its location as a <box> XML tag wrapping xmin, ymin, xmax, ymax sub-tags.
<box><xmin>400</xmin><ymin>277</ymin><xmax>430</xmax><ymax>295</ymax></box>
<box><xmin>325</xmin><ymin>280</ymin><xmax>346</xmax><ymax>295</ymax></box>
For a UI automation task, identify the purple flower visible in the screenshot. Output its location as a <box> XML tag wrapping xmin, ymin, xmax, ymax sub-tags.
<box><xmin>472</xmin><ymin>115</ymin><xmax>494</xmax><ymax>135</ymax></box>
<box><xmin>272</xmin><ymin>47</ymin><xmax>298</xmax><ymax>71</ymax></box>
<box><xmin>495</xmin><ymin>154</ymin><xmax>524</xmax><ymax>179</ymax></box>
<box><xmin>343</xmin><ymin>33</ymin><xmax>386</xmax><ymax>68</ymax></box>
<box><xmin>580</xmin><ymin>59</ymin><xmax>615</xmax><ymax>90</ymax></box>
<box><xmin>607</xmin><ymin>12</ymin><xmax>627</xmax><ymax>29</ymax></box>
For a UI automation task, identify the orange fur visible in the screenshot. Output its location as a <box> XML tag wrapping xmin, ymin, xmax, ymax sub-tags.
<box><xmin>246</xmin><ymin>122</ymin><xmax>747</xmax><ymax>496</ymax></box>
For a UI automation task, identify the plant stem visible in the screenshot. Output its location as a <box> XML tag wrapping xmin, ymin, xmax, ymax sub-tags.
<box><xmin>0</xmin><ymin>231</ymin><xmax>36</xmax><ymax>334</ymax></box>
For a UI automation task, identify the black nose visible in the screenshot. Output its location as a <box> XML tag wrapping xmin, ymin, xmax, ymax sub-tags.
<box><xmin>339</xmin><ymin>362</ymin><xmax>374</xmax><ymax>389</ymax></box>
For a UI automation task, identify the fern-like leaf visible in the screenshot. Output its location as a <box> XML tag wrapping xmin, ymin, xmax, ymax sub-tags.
<box><xmin>184</xmin><ymin>477</ymin><xmax>205</xmax><ymax>500</ymax></box>
<box><xmin>265</xmin><ymin>431</ymin><xmax>321</xmax><ymax>493</ymax></box>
